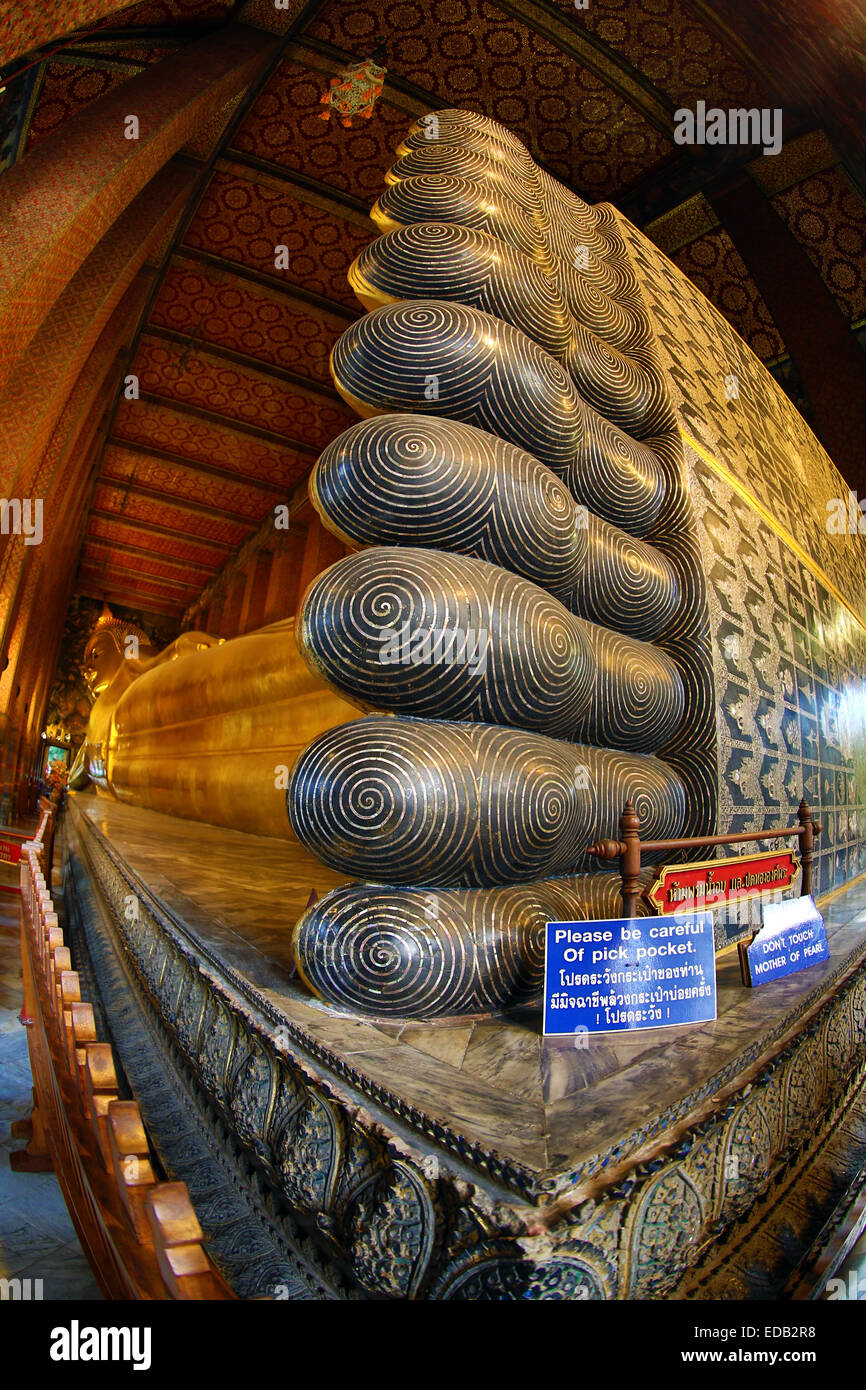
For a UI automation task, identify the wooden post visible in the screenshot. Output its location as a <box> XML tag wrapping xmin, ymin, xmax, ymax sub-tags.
<box><xmin>108</xmin><ymin>1101</ymin><xmax>157</xmax><ymax>1243</ymax></box>
<box><xmin>798</xmin><ymin>798</ymin><xmax>816</xmax><ymax>897</ymax></box>
<box><xmin>70</xmin><ymin>1002</ymin><xmax>97</xmax><ymax>1113</ymax></box>
<box><xmin>85</xmin><ymin>1044</ymin><xmax>119</xmax><ymax>1161</ymax></box>
<box><xmin>620</xmin><ymin>801</ymin><xmax>642</xmax><ymax>919</ymax></box>
<box><xmin>146</xmin><ymin>1182</ymin><xmax>233</xmax><ymax>1299</ymax></box>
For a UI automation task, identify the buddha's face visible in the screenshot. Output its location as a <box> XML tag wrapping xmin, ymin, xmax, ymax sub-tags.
<box><xmin>82</xmin><ymin>630</ymin><xmax>123</xmax><ymax>698</ymax></box>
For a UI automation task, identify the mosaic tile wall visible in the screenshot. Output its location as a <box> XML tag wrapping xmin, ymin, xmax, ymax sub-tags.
<box><xmin>622</xmin><ymin>217</ymin><xmax>866</xmax><ymax>898</ymax></box>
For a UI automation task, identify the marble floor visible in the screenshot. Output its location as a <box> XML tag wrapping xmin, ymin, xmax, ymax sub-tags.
<box><xmin>72</xmin><ymin>795</ymin><xmax>866</xmax><ymax>1187</ymax></box>
<box><xmin>0</xmin><ymin>858</ymin><xmax>101</xmax><ymax>1301</ymax></box>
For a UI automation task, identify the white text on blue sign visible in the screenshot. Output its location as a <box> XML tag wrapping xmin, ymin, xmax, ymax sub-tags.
<box><xmin>745</xmin><ymin>895</ymin><xmax>829</xmax><ymax>986</ymax></box>
<box><xmin>543</xmin><ymin>913</ymin><xmax>717</xmax><ymax>1036</ymax></box>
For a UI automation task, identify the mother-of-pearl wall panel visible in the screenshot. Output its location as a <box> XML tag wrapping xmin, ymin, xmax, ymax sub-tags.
<box><xmin>621</xmin><ymin>218</ymin><xmax>866</xmax><ymax>901</ymax></box>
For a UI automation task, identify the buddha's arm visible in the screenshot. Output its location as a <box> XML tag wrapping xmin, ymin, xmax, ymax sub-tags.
<box><xmin>67</xmin><ymin>740</ymin><xmax>90</xmax><ymax>791</ymax></box>
<box><xmin>144</xmin><ymin>629</ymin><xmax>224</xmax><ymax>666</ymax></box>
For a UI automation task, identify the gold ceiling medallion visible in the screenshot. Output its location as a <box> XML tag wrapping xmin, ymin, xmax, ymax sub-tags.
<box><xmin>319</xmin><ymin>50</ymin><xmax>387</xmax><ymax>128</ymax></box>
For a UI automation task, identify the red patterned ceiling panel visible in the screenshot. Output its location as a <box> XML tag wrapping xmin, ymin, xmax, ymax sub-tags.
<box><xmin>91</xmin><ymin>0</ymin><xmax>234</xmax><ymax>28</ymax></box>
<box><xmin>546</xmin><ymin>0</ymin><xmax>763</xmax><ymax>110</ymax></box>
<box><xmin>306</xmin><ymin>0</ymin><xmax>675</xmax><ymax>197</ymax></box>
<box><xmin>82</xmin><ymin>542</ymin><xmax>213</xmax><ymax>584</ymax></box>
<box><xmin>101</xmin><ymin>443</ymin><xmax>282</xmax><ymax>520</ymax></box>
<box><xmin>150</xmin><ymin>259</ymin><xmax>348</xmax><ymax>384</ymax></box>
<box><xmin>92</xmin><ymin>482</ymin><xmax>252</xmax><ymax>546</ymax></box>
<box><xmin>80</xmin><ymin>547</ymin><xmax>204</xmax><ymax>589</ymax></box>
<box><xmin>131</xmin><ymin>335</ymin><xmax>355</xmax><ymax>448</ymax></box>
<box><xmin>112</xmin><ymin>398</ymin><xmax>312</xmax><ymax>486</ymax></box>
<box><xmin>25</xmin><ymin>62</ymin><xmax>138</xmax><ymax>153</ymax></box>
<box><xmin>233</xmin><ymin>59</ymin><xmax>410</xmax><ymax>201</ymax></box>
<box><xmin>183</xmin><ymin>171</ymin><xmax>371</xmax><ymax>308</ymax></box>
<box><xmin>78</xmin><ymin>564</ymin><xmax>195</xmax><ymax>606</ymax></box>
<box><xmin>773</xmin><ymin>169</ymin><xmax>866</xmax><ymax>325</ymax></box>
<box><xmin>87</xmin><ymin>512</ymin><xmax>229</xmax><ymax>569</ymax></box>
<box><xmin>672</xmin><ymin>229</ymin><xmax>785</xmax><ymax>361</ymax></box>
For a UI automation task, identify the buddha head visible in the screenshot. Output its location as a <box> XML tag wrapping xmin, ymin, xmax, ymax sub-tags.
<box><xmin>82</xmin><ymin>610</ymin><xmax>156</xmax><ymax>700</ymax></box>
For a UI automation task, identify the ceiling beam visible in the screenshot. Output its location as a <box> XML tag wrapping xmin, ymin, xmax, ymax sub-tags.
<box><xmin>105</xmin><ymin>437</ymin><xmax>286</xmax><ymax>494</ymax></box>
<box><xmin>62</xmin><ymin>24</ymin><xmax>230</xmax><ymax>48</ymax></box>
<box><xmin>216</xmin><ymin>151</ymin><xmax>373</xmax><ymax>230</ymax></box>
<box><xmin>172</xmin><ymin>245</ymin><xmax>357</xmax><ymax>322</ymax></box>
<box><xmin>76</xmin><ymin>5</ymin><xmax>320</xmax><ymax>613</ymax></box>
<box><xmin>76</xmin><ymin>582</ymin><xmax>184</xmax><ymax>617</ymax></box>
<box><xmin>78</xmin><ymin>560</ymin><xmax>202</xmax><ymax>594</ymax></box>
<box><xmin>83</xmin><ymin>535</ymin><xmax>218</xmax><ymax>576</ymax></box>
<box><xmin>88</xmin><ymin>508</ymin><xmax>236</xmax><ymax>552</ymax></box>
<box><xmin>137</xmin><ymin>390</ymin><xmax>321</xmax><ymax>455</ymax></box>
<box><xmin>96</xmin><ymin>477</ymin><xmax>265</xmax><ymax>526</ymax></box>
<box><xmin>485</xmin><ymin>0</ymin><xmax>676</xmax><ymax>138</ymax></box>
<box><xmin>51</xmin><ymin>50</ymin><xmax>153</xmax><ymax>72</ymax></box>
<box><xmin>142</xmin><ymin>324</ymin><xmax>343</xmax><ymax>404</ymax></box>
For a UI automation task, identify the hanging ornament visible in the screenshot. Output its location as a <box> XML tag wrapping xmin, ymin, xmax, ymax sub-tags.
<box><xmin>319</xmin><ymin>49</ymin><xmax>387</xmax><ymax>128</ymax></box>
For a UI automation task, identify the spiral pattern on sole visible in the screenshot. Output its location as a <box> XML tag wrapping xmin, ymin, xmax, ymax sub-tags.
<box><xmin>292</xmin><ymin>871</ymin><xmax>648</xmax><ymax>1019</ymax></box>
<box><xmin>299</xmin><ymin>546</ymin><xmax>596</xmax><ymax>737</ymax></box>
<box><xmin>311</xmin><ymin>415</ymin><xmax>679</xmax><ymax>639</ymax></box>
<box><xmin>311</xmin><ymin>414</ymin><xmax>583</xmax><ymax>598</ymax></box>
<box><xmin>287</xmin><ymin>715</ymin><xmax>687</xmax><ymax>888</ymax></box>
<box><xmin>331</xmin><ymin>300</ymin><xmax>665</xmax><ymax>536</ymax></box>
<box><xmin>351</xmin><ymin>224</ymin><xmax>669</xmax><ymax>441</ymax></box>
<box><xmin>300</xmin><ymin>547</ymin><xmax>682</xmax><ymax>751</ymax></box>
<box><xmin>578</xmin><ymin>513</ymin><xmax>680</xmax><ymax>639</ymax></box>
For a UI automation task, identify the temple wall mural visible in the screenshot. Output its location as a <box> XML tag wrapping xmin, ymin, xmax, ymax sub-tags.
<box><xmin>624</xmin><ymin>221</ymin><xmax>866</xmax><ymax>897</ymax></box>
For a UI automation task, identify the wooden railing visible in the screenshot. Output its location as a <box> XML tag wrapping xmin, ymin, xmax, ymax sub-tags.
<box><xmin>589</xmin><ymin>797</ymin><xmax>820</xmax><ymax>917</ymax></box>
<box><xmin>1</xmin><ymin>797</ymin><xmax>57</xmax><ymax>891</ymax></box>
<box><xmin>15</xmin><ymin>832</ymin><xmax>233</xmax><ymax>1299</ymax></box>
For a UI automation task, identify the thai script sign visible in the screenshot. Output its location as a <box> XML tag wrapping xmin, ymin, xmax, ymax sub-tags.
<box><xmin>646</xmin><ymin>850</ymin><xmax>799</xmax><ymax>914</ymax></box>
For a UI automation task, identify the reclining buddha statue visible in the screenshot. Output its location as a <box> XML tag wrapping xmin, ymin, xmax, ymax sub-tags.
<box><xmin>70</xmin><ymin>108</ymin><xmax>720</xmax><ymax>1020</ymax></box>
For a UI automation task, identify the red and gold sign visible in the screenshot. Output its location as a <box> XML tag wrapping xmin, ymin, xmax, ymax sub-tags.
<box><xmin>0</xmin><ymin>839</ymin><xmax>23</xmax><ymax>865</ymax></box>
<box><xmin>646</xmin><ymin>850</ymin><xmax>800</xmax><ymax>914</ymax></box>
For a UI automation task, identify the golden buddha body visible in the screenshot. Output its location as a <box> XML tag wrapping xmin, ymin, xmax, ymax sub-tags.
<box><xmin>69</xmin><ymin>613</ymin><xmax>356</xmax><ymax>840</ymax></box>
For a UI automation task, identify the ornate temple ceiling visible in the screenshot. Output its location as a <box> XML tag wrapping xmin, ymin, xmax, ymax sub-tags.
<box><xmin>1</xmin><ymin>0</ymin><xmax>864</xmax><ymax>619</ymax></box>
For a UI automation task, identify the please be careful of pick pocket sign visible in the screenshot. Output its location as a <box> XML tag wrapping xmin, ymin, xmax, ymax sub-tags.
<box><xmin>543</xmin><ymin>913</ymin><xmax>717</xmax><ymax>1037</ymax></box>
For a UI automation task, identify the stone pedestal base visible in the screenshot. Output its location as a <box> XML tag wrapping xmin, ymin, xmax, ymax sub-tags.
<box><xmin>62</xmin><ymin>796</ymin><xmax>866</xmax><ymax>1300</ymax></box>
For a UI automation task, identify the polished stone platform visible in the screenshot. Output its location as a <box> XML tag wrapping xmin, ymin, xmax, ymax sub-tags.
<box><xmin>69</xmin><ymin>793</ymin><xmax>866</xmax><ymax>1197</ymax></box>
